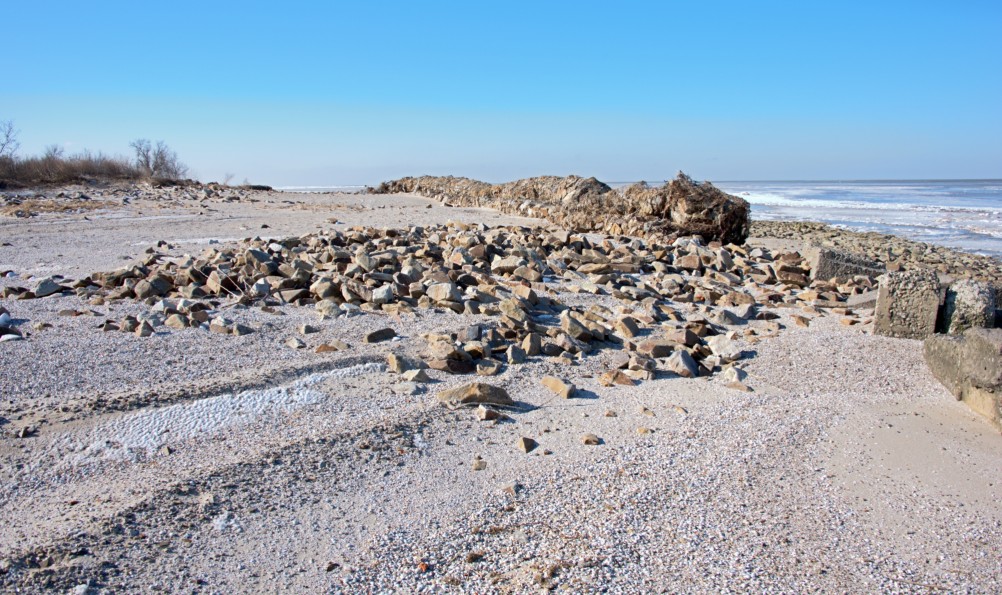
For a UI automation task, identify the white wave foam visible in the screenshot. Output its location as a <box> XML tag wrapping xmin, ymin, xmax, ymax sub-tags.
<box><xmin>744</xmin><ymin>192</ymin><xmax>999</xmax><ymax>214</ymax></box>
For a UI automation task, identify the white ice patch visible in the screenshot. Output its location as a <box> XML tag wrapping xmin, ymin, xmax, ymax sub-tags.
<box><xmin>65</xmin><ymin>362</ymin><xmax>384</xmax><ymax>465</ymax></box>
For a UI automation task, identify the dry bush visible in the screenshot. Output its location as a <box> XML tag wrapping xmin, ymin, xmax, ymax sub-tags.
<box><xmin>130</xmin><ymin>139</ymin><xmax>188</xmax><ymax>181</ymax></box>
<box><xmin>0</xmin><ymin>151</ymin><xmax>142</xmax><ymax>187</ymax></box>
<box><xmin>0</xmin><ymin>120</ymin><xmax>190</xmax><ymax>187</ymax></box>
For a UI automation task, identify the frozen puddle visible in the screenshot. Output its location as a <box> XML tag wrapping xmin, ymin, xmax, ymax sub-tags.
<box><xmin>63</xmin><ymin>362</ymin><xmax>385</xmax><ymax>465</ymax></box>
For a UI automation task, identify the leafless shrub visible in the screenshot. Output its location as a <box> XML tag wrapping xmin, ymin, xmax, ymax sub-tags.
<box><xmin>0</xmin><ymin>122</ymin><xmax>195</xmax><ymax>187</ymax></box>
<box><xmin>130</xmin><ymin>139</ymin><xmax>188</xmax><ymax>181</ymax></box>
<box><xmin>0</xmin><ymin>120</ymin><xmax>18</xmax><ymax>158</ymax></box>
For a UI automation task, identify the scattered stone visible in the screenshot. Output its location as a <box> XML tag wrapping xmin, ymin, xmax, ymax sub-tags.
<box><xmin>33</xmin><ymin>277</ymin><xmax>64</xmax><ymax>298</ymax></box>
<box><xmin>387</xmin><ymin>353</ymin><xmax>426</xmax><ymax>373</ymax></box>
<box><xmin>315</xmin><ymin>342</ymin><xmax>348</xmax><ymax>353</ymax></box>
<box><xmin>365</xmin><ymin>328</ymin><xmax>397</xmax><ymax>343</ymax></box>
<box><xmin>427</xmin><ymin>282</ymin><xmax>462</xmax><ymax>303</ymax></box>
<box><xmin>721</xmin><ymin>366</ymin><xmax>748</xmax><ymax>383</ymax></box>
<box><xmin>300</xmin><ymin>324</ymin><xmax>320</xmax><ymax>335</ymax></box>
<box><xmin>402</xmin><ymin>369</ymin><xmax>431</xmax><ymax>383</ymax></box>
<box><xmin>506</xmin><ymin>344</ymin><xmax>527</xmax><ymax>364</ymax></box>
<box><xmin>598</xmin><ymin>370</ymin><xmax>636</xmax><ymax>386</ymax></box>
<box><xmin>581</xmin><ymin>433</ymin><xmax>601</xmax><ymax>445</ymax></box>
<box><xmin>476</xmin><ymin>405</ymin><xmax>501</xmax><ymax>421</ymax></box>
<box><xmin>437</xmin><ymin>383</ymin><xmax>515</xmax><ymax>408</ymax></box>
<box><xmin>541</xmin><ymin>376</ymin><xmax>576</xmax><ymax>398</ymax></box>
<box><xmin>165</xmin><ymin>313</ymin><xmax>189</xmax><ymax>329</ymax></box>
<box><xmin>516</xmin><ymin>436</ymin><xmax>538</xmax><ymax>453</ymax></box>
<box><xmin>791</xmin><ymin>315</ymin><xmax>810</xmax><ymax>328</ymax></box>
<box><xmin>285</xmin><ymin>337</ymin><xmax>306</xmax><ymax>349</ymax></box>
<box><xmin>664</xmin><ymin>350</ymin><xmax>699</xmax><ymax>378</ymax></box>
<box><xmin>476</xmin><ymin>359</ymin><xmax>503</xmax><ymax>376</ymax></box>
<box><xmin>392</xmin><ymin>381</ymin><xmax>423</xmax><ymax>396</ymax></box>
<box><xmin>471</xmin><ymin>456</ymin><xmax>487</xmax><ymax>471</ymax></box>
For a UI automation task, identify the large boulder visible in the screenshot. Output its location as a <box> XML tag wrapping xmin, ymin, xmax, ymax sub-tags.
<box><xmin>371</xmin><ymin>172</ymin><xmax>751</xmax><ymax>245</ymax></box>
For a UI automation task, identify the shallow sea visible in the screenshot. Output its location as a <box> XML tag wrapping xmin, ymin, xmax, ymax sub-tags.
<box><xmin>714</xmin><ymin>179</ymin><xmax>1002</xmax><ymax>258</ymax></box>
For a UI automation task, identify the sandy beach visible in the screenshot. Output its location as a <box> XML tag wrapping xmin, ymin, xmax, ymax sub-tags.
<box><xmin>1</xmin><ymin>183</ymin><xmax>1000</xmax><ymax>593</ymax></box>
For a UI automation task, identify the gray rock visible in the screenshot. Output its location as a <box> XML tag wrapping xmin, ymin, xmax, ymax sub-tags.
<box><xmin>705</xmin><ymin>335</ymin><xmax>742</xmax><ymax>363</ymax></box>
<box><xmin>34</xmin><ymin>277</ymin><xmax>64</xmax><ymax>298</ymax></box>
<box><xmin>941</xmin><ymin>279</ymin><xmax>996</xmax><ymax>335</ymax></box>
<box><xmin>426</xmin><ymin>282</ymin><xmax>462</xmax><ymax>303</ymax></box>
<box><xmin>315</xmin><ymin>298</ymin><xmax>340</xmax><ymax>320</ymax></box>
<box><xmin>874</xmin><ymin>270</ymin><xmax>944</xmax><ymax>339</ymax></box>
<box><xmin>665</xmin><ymin>350</ymin><xmax>699</xmax><ymax>378</ymax></box>
<box><xmin>371</xmin><ymin>285</ymin><xmax>394</xmax><ymax>305</ymax></box>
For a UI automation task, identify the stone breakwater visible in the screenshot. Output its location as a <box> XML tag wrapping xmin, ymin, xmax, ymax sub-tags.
<box><xmin>370</xmin><ymin>172</ymin><xmax>751</xmax><ymax>245</ymax></box>
<box><xmin>751</xmin><ymin>220</ymin><xmax>1002</xmax><ymax>283</ymax></box>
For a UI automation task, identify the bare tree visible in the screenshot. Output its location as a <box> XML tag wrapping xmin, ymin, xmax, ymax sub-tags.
<box><xmin>223</xmin><ymin>172</ymin><xmax>235</xmax><ymax>186</ymax></box>
<box><xmin>0</xmin><ymin>120</ymin><xmax>19</xmax><ymax>158</ymax></box>
<box><xmin>130</xmin><ymin>138</ymin><xmax>189</xmax><ymax>180</ymax></box>
<box><xmin>43</xmin><ymin>144</ymin><xmax>65</xmax><ymax>159</ymax></box>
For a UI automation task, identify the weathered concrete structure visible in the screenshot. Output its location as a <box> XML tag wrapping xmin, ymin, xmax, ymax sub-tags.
<box><xmin>925</xmin><ymin>328</ymin><xmax>1002</xmax><ymax>429</ymax></box>
<box><xmin>940</xmin><ymin>279</ymin><xmax>997</xmax><ymax>335</ymax></box>
<box><xmin>874</xmin><ymin>270</ymin><xmax>945</xmax><ymax>339</ymax></box>
<box><xmin>806</xmin><ymin>246</ymin><xmax>885</xmax><ymax>281</ymax></box>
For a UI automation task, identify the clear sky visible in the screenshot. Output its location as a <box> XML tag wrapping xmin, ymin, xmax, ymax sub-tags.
<box><xmin>4</xmin><ymin>1</ymin><xmax>1001</xmax><ymax>185</ymax></box>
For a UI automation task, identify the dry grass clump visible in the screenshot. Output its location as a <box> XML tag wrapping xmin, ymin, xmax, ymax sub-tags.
<box><xmin>0</xmin><ymin>152</ymin><xmax>142</xmax><ymax>188</ymax></box>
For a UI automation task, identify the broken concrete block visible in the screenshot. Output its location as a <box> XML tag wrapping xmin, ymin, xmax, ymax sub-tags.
<box><xmin>941</xmin><ymin>279</ymin><xmax>996</xmax><ymax>335</ymax></box>
<box><xmin>925</xmin><ymin>328</ymin><xmax>1002</xmax><ymax>429</ymax></box>
<box><xmin>806</xmin><ymin>246</ymin><xmax>885</xmax><ymax>281</ymax></box>
<box><xmin>874</xmin><ymin>270</ymin><xmax>944</xmax><ymax>339</ymax></box>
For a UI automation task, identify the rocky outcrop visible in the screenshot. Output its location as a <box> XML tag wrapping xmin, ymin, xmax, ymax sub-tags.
<box><xmin>371</xmin><ymin>172</ymin><xmax>751</xmax><ymax>245</ymax></box>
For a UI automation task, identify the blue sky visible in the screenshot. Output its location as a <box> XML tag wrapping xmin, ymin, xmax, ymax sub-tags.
<box><xmin>3</xmin><ymin>1</ymin><xmax>1001</xmax><ymax>185</ymax></box>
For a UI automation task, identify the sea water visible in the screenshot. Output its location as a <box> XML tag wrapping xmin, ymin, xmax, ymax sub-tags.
<box><xmin>713</xmin><ymin>179</ymin><xmax>1002</xmax><ymax>258</ymax></box>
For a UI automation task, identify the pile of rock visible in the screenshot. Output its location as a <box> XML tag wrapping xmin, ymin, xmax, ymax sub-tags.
<box><xmin>0</xmin><ymin>180</ymin><xmax>271</xmax><ymax>218</ymax></box>
<box><xmin>4</xmin><ymin>222</ymin><xmax>882</xmax><ymax>390</ymax></box>
<box><xmin>371</xmin><ymin>172</ymin><xmax>751</xmax><ymax>245</ymax></box>
<box><xmin>752</xmin><ymin>220</ymin><xmax>1002</xmax><ymax>283</ymax></box>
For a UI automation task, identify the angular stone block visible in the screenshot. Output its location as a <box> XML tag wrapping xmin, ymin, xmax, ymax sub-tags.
<box><xmin>806</xmin><ymin>246</ymin><xmax>885</xmax><ymax>281</ymax></box>
<box><xmin>874</xmin><ymin>270</ymin><xmax>944</xmax><ymax>339</ymax></box>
